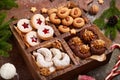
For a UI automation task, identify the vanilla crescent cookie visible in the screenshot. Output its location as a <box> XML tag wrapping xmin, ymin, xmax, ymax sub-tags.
<box><xmin>33</xmin><ymin>52</ymin><xmax>53</xmax><ymax>68</ymax></box>
<box><xmin>25</xmin><ymin>31</ymin><xmax>40</xmax><ymax>46</ymax></box>
<box><xmin>37</xmin><ymin>48</ymin><xmax>52</xmax><ymax>62</ymax></box>
<box><xmin>17</xmin><ymin>19</ymin><xmax>32</xmax><ymax>33</ymax></box>
<box><xmin>37</xmin><ymin>25</ymin><xmax>54</xmax><ymax>40</ymax></box>
<box><xmin>53</xmin><ymin>52</ymin><xmax>70</xmax><ymax>69</ymax></box>
<box><xmin>50</xmin><ymin>48</ymin><xmax>62</xmax><ymax>60</ymax></box>
<box><xmin>31</xmin><ymin>14</ymin><xmax>45</xmax><ymax>29</ymax></box>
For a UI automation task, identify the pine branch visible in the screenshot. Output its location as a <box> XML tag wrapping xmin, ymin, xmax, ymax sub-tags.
<box><xmin>0</xmin><ymin>12</ymin><xmax>6</xmax><ymax>24</ymax></box>
<box><xmin>0</xmin><ymin>0</ymin><xmax>17</xmax><ymax>57</ymax></box>
<box><xmin>93</xmin><ymin>0</ymin><xmax>120</xmax><ymax>40</ymax></box>
<box><xmin>0</xmin><ymin>0</ymin><xmax>18</xmax><ymax>10</ymax></box>
<box><xmin>0</xmin><ymin>50</ymin><xmax>9</xmax><ymax>57</ymax></box>
<box><xmin>110</xmin><ymin>27</ymin><xmax>117</xmax><ymax>40</ymax></box>
<box><xmin>0</xmin><ymin>41</ymin><xmax>12</xmax><ymax>52</ymax></box>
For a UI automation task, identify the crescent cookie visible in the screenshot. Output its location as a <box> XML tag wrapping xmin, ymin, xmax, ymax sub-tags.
<box><xmin>49</xmin><ymin>13</ymin><xmax>61</xmax><ymax>25</ymax></box>
<box><xmin>50</xmin><ymin>48</ymin><xmax>62</xmax><ymax>60</ymax></box>
<box><xmin>37</xmin><ymin>25</ymin><xmax>54</xmax><ymax>40</ymax></box>
<box><xmin>25</xmin><ymin>31</ymin><xmax>40</xmax><ymax>46</ymax></box>
<box><xmin>53</xmin><ymin>52</ymin><xmax>70</xmax><ymax>69</ymax></box>
<box><xmin>48</xmin><ymin>8</ymin><xmax>58</xmax><ymax>15</ymax></box>
<box><xmin>31</xmin><ymin>14</ymin><xmax>45</xmax><ymax>29</ymax></box>
<box><xmin>73</xmin><ymin>17</ymin><xmax>85</xmax><ymax>28</ymax></box>
<box><xmin>33</xmin><ymin>52</ymin><xmax>53</xmax><ymax>68</ymax></box>
<box><xmin>58</xmin><ymin>25</ymin><xmax>70</xmax><ymax>33</ymax></box>
<box><xmin>37</xmin><ymin>48</ymin><xmax>52</xmax><ymax>62</ymax></box>
<box><xmin>17</xmin><ymin>19</ymin><xmax>32</xmax><ymax>33</ymax></box>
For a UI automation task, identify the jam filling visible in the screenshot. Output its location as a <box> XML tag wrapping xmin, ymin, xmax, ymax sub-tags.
<box><xmin>65</xmin><ymin>17</ymin><xmax>70</xmax><ymax>21</ymax></box>
<box><xmin>42</xmin><ymin>28</ymin><xmax>49</xmax><ymax>34</ymax></box>
<box><xmin>60</xmin><ymin>10</ymin><xmax>66</xmax><ymax>14</ymax></box>
<box><xmin>37</xmin><ymin>18</ymin><xmax>42</xmax><ymax>25</ymax></box>
<box><xmin>74</xmin><ymin>9</ymin><xmax>78</xmax><ymax>15</ymax></box>
<box><xmin>22</xmin><ymin>22</ymin><xmax>29</xmax><ymax>28</ymax></box>
<box><xmin>31</xmin><ymin>36</ymin><xmax>37</xmax><ymax>42</ymax></box>
<box><xmin>55</xmin><ymin>15</ymin><xmax>59</xmax><ymax>19</ymax></box>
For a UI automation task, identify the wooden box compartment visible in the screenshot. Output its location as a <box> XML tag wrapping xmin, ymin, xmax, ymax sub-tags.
<box><xmin>9</xmin><ymin>1</ymin><xmax>112</xmax><ymax>80</ymax></box>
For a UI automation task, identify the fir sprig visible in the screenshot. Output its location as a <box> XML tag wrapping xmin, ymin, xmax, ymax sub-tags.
<box><xmin>0</xmin><ymin>0</ymin><xmax>17</xmax><ymax>57</ymax></box>
<box><xmin>0</xmin><ymin>0</ymin><xmax>18</xmax><ymax>10</ymax></box>
<box><xmin>93</xmin><ymin>0</ymin><xmax>120</xmax><ymax>40</ymax></box>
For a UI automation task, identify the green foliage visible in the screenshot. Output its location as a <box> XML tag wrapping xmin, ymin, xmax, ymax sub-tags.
<box><xmin>0</xmin><ymin>0</ymin><xmax>17</xmax><ymax>57</ymax></box>
<box><xmin>0</xmin><ymin>0</ymin><xmax>18</xmax><ymax>10</ymax></box>
<box><xmin>93</xmin><ymin>0</ymin><xmax>120</xmax><ymax>40</ymax></box>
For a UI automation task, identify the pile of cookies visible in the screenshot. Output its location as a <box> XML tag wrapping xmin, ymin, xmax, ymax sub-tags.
<box><xmin>68</xmin><ymin>26</ymin><xmax>106</xmax><ymax>59</ymax></box>
<box><xmin>32</xmin><ymin>42</ymin><xmax>71</xmax><ymax>76</ymax></box>
<box><xmin>41</xmin><ymin>6</ymin><xmax>85</xmax><ymax>33</ymax></box>
<box><xmin>15</xmin><ymin>14</ymin><xmax>54</xmax><ymax>47</ymax></box>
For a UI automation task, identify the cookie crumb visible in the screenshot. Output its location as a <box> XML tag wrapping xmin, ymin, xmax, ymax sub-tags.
<box><xmin>30</xmin><ymin>7</ymin><xmax>37</xmax><ymax>13</ymax></box>
<box><xmin>41</xmin><ymin>8</ymin><xmax>48</xmax><ymax>14</ymax></box>
<box><xmin>70</xmin><ymin>29</ymin><xmax>76</xmax><ymax>34</ymax></box>
<box><xmin>98</xmin><ymin>0</ymin><xmax>104</xmax><ymax>4</ymax></box>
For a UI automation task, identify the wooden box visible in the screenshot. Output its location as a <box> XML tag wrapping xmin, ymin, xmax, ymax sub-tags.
<box><xmin>10</xmin><ymin>1</ymin><xmax>112</xmax><ymax>80</ymax></box>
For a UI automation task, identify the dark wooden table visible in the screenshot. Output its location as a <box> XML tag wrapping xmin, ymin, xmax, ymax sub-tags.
<box><xmin>0</xmin><ymin>0</ymin><xmax>120</xmax><ymax>80</ymax></box>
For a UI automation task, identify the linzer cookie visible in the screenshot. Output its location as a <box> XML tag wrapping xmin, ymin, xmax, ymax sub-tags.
<box><xmin>30</xmin><ymin>14</ymin><xmax>45</xmax><ymax>29</ymax></box>
<box><xmin>17</xmin><ymin>19</ymin><xmax>32</xmax><ymax>33</ymax></box>
<box><xmin>25</xmin><ymin>31</ymin><xmax>40</xmax><ymax>46</ymax></box>
<box><xmin>37</xmin><ymin>25</ymin><xmax>54</xmax><ymax>40</ymax></box>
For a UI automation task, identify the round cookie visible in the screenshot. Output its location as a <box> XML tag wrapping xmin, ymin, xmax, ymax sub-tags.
<box><xmin>25</xmin><ymin>31</ymin><xmax>40</xmax><ymax>46</ymax></box>
<box><xmin>37</xmin><ymin>25</ymin><xmax>54</xmax><ymax>40</ymax></box>
<box><xmin>57</xmin><ymin>7</ymin><xmax>70</xmax><ymax>19</ymax></box>
<box><xmin>70</xmin><ymin>7</ymin><xmax>82</xmax><ymax>18</ymax></box>
<box><xmin>90</xmin><ymin>39</ymin><xmax>106</xmax><ymax>55</ymax></box>
<box><xmin>17</xmin><ymin>19</ymin><xmax>32</xmax><ymax>33</ymax></box>
<box><xmin>73</xmin><ymin>17</ymin><xmax>85</xmax><ymax>28</ymax></box>
<box><xmin>31</xmin><ymin>14</ymin><xmax>45</xmax><ymax>29</ymax></box>
<box><xmin>62</xmin><ymin>16</ymin><xmax>73</xmax><ymax>26</ymax></box>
